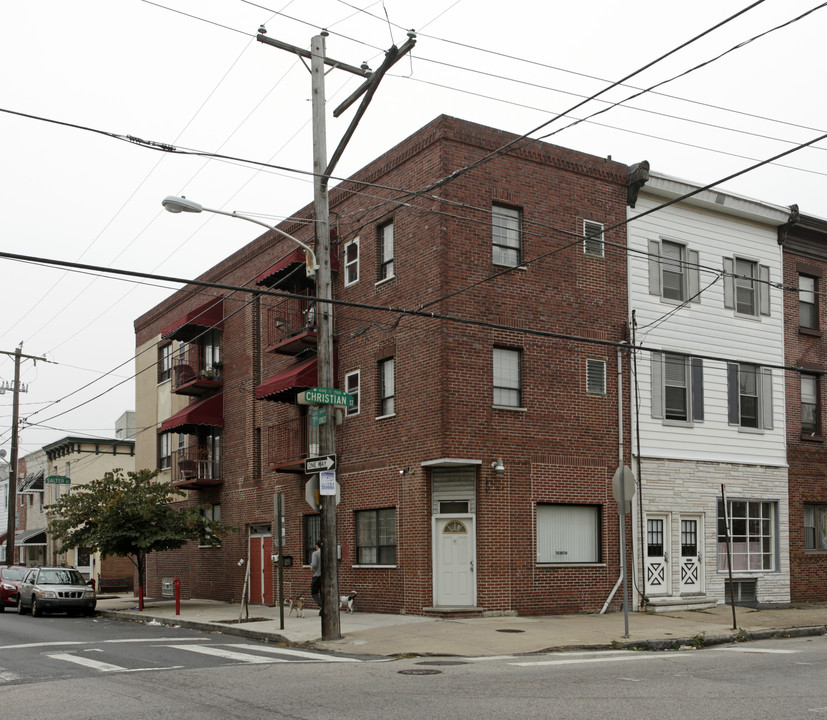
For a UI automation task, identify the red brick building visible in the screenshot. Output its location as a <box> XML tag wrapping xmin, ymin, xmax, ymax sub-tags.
<box><xmin>134</xmin><ymin>116</ymin><xmax>635</xmax><ymax>615</ymax></box>
<box><xmin>781</xmin><ymin>211</ymin><xmax>827</xmax><ymax>601</ymax></box>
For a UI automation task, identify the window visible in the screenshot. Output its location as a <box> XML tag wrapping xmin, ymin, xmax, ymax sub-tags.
<box><xmin>647</xmin><ymin>239</ymin><xmax>700</xmax><ymax>303</ymax></box>
<box><xmin>586</xmin><ymin>359</ymin><xmax>606</xmax><ymax>396</ymax></box>
<box><xmin>727</xmin><ymin>363</ymin><xmax>773</xmax><ymax>430</ymax></box>
<box><xmin>583</xmin><ymin>220</ymin><xmax>604</xmax><ymax>257</ymax></box>
<box><xmin>378</xmin><ymin>358</ymin><xmax>395</xmax><ymax>416</ymax></box>
<box><xmin>537</xmin><ymin>504</ymin><xmax>600</xmax><ymax>563</ymax></box>
<box><xmin>158</xmin><ymin>433</ymin><xmax>171</xmax><ymax>470</ymax></box>
<box><xmin>804</xmin><ymin>504</ymin><xmax>827</xmax><ymax>550</ymax></box>
<box><xmin>304</xmin><ymin>514</ymin><xmax>320</xmax><ymax>566</ymax></box>
<box><xmin>492</xmin><ymin>204</ymin><xmax>521</xmax><ymax>267</ymax></box>
<box><xmin>723</xmin><ymin>256</ymin><xmax>770</xmax><ymax>316</ymax></box>
<box><xmin>650</xmin><ymin>353</ymin><xmax>704</xmax><ymax>423</ymax></box>
<box><xmin>345</xmin><ymin>370</ymin><xmax>360</xmax><ymax>417</ymax></box>
<box><xmin>493</xmin><ymin>347</ymin><xmax>521</xmax><ymax>407</ymax></box>
<box><xmin>344</xmin><ymin>238</ymin><xmax>359</xmax><ymax>286</ymax></box>
<box><xmin>158</xmin><ymin>343</ymin><xmax>173</xmax><ymax>383</ymax></box>
<box><xmin>378</xmin><ymin>221</ymin><xmax>394</xmax><ymax>281</ymax></box>
<box><xmin>799</xmin><ymin>275</ymin><xmax>817</xmax><ymax>329</ymax></box>
<box><xmin>355</xmin><ymin>508</ymin><xmax>396</xmax><ymax>565</ymax></box>
<box><xmin>199</xmin><ymin>504</ymin><xmax>221</xmax><ymax>546</ymax></box>
<box><xmin>717</xmin><ymin>499</ymin><xmax>775</xmax><ymax>571</ymax></box>
<box><xmin>801</xmin><ymin>374</ymin><xmax>818</xmax><ymax>435</ymax></box>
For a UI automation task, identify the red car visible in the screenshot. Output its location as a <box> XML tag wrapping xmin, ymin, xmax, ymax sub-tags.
<box><xmin>1</xmin><ymin>566</ymin><xmax>27</xmax><ymax>612</ymax></box>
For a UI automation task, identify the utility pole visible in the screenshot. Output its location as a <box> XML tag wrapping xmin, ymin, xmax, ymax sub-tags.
<box><xmin>257</xmin><ymin>27</ymin><xmax>415</xmax><ymax>640</ymax></box>
<box><xmin>2</xmin><ymin>346</ymin><xmax>43</xmax><ymax>565</ymax></box>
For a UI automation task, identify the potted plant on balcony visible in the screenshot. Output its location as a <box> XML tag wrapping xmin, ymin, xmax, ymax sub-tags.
<box><xmin>205</xmin><ymin>361</ymin><xmax>222</xmax><ymax>379</ymax></box>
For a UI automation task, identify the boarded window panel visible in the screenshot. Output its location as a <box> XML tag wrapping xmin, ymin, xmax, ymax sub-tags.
<box><xmin>537</xmin><ymin>504</ymin><xmax>599</xmax><ymax>563</ymax></box>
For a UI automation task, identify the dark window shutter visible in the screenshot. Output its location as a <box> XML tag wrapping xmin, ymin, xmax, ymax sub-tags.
<box><xmin>691</xmin><ymin>357</ymin><xmax>704</xmax><ymax>421</ymax></box>
<box><xmin>648</xmin><ymin>240</ymin><xmax>661</xmax><ymax>296</ymax></box>
<box><xmin>759</xmin><ymin>265</ymin><xmax>771</xmax><ymax>316</ymax></box>
<box><xmin>761</xmin><ymin>367</ymin><xmax>773</xmax><ymax>430</ymax></box>
<box><xmin>723</xmin><ymin>257</ymin><xmax>735</xmax><ymax>309</ymax></box>
<box><xmin>651</xmin><ymin>352</ymin><xmax>663</xmax><ymax>418</ymax></box>
<box><xmin>687</xmin><ymin>249</ymin><xmax>700</xmax><ymax>303</ymax></box>
<box><xmin>727</xmin><ymin>363</ymin><xmax>740</xmax><ymax>425</ymax></box>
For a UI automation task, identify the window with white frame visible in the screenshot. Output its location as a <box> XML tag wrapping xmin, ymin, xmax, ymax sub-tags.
<box><xmin>801</xmin><ymin>374</ymin><xmax>818</xmax><ymax>435</ymax></box>
<box><xmin>345</xmin><ymin>370</ymin><xmax>360</xmax><ymax>417</ymax></box>
<box><xmin>799</xmin><ymin>274</ymin><xmax>817</xmax><ymax>329</ymax></box>
<box><xmin>804</xmin><ymin>504</ymin><xmax>827</xmax><ymax>550</ymax></box>
<box><xmin>723</xmin><ymin>256</ymin><xmax>770</xmax><ymax>317</ymax></box>
<box><xmin>650</xmin><ymin>352</ymin><xmax>704</xmax><ymax>424</ymax></box>
<box><xmin>717</xmin><ymin>499</ymin><xmax>775</xmax><ymax>571</ymax></box>
<box><xmin>583</xmin><ymin>220</ymin><xmax>604</xmax><ymax>257</ymax></box>
<box><xmin>158</xmin><ymin>343</ymin><xmax>173</xmax><ymax>383</ymax></box>
<box><xmin>727</xmin><ymin>363</ymin><xmax>772</xmax><ymax>430</ymax></box>
<box><xmin>158</xmin><ymin>433</ymin><xmax>172</xmax><ymax>470</ymax></box>
<box><xmin>344</xmin><ymin>238</ymin><xmax>359</xmax><ymax>286</ymax></box>
<box><xmin>378</xmin><ymin>357</ymin><xmax>395</xmax><ymax>417</ymax></box>
<box><xmin>355</xmin><ymin>507</ymin><xmax>396</xmax><ymax>565</ymax></box>
<box><xmin>492</xmin><ymin>204</ymin><xmax>521</xmax><ymax>267</ymax></box>
<box><xmin>586</xmin><ymin>359</ymin><xmax>606</xmax><ymax>396</ymax></box>
<box><xmin>493</xmin><ymin>347</ymin><xmax>522</xmax><ymax>407</ymax></box>
<box><xmin>537</xmin><ymin>504</ymin><xmax>600</xmax><ymax>563</ymax></box>
<box><xmin>647</xmin><ymin>238</ymin><xmax>700</xmax><ymax>303</ymax></box>
<box><xmin>378</xmin><ymin>221</ymin><xmax>394</xmax><ymax>281</ymax></box>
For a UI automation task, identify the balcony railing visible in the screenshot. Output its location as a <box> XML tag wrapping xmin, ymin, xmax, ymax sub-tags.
<box><xmin>267</xmin><ymin>416</ymin><xmax>309</xmax><ymax>473</ymax></box>
<box><xmin>172</xmin><ymin>346</ymin><xmax>223</xmax><ymax>396</ymax></box>
<box><xmin>172</xmin><ymin>446</ymin><xmax>221</xmax><ymax>488</ymax></box>
<box><xmin>265</xmin><ymin>291</ymin><xmax>317</xmax><ymax>355</ymax></box>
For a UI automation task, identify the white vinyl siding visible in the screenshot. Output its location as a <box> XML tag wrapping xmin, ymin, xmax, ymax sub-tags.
<box><xmin>537</xmin><ymin>504</ymin><xmax>600</xmax><ymax>563</ymax></box>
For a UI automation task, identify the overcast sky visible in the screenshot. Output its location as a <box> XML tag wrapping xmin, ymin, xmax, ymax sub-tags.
<box><xmin>1</xmin><ymin>0</ymin><xmax>825</xmax><ymax>461</ymax></box>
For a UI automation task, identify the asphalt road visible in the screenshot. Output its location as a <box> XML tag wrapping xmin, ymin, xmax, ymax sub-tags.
<box><xmin>2</xmin><ymin>612</ymin><xmax>826</xmax><ymax>719</ymax></box>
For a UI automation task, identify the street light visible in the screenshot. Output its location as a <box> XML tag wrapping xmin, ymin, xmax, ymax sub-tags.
<box><xmin>162</xmin><ymin>196</ymin><xmax>319</xmax><ymax>276</ymax></box>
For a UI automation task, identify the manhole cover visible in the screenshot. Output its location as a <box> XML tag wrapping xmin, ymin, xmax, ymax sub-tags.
<box><xmin>496</xmin><ymin>628</ymin><xmax>525</xmax><ymax>633</ymax></box>
<box><xmin>398</xmin><ymin>669</ymin><xmax>442</xmax><ymax>675</ymax></box>
<box><xmin>416</xmin><ymin>660</ymin><xmax>468</xmax><ymax>666</ymax></box>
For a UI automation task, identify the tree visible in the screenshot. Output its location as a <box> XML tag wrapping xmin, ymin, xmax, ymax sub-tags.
<box><xmin>47</xmin><ymin>468</ymin><xmax>230</xmax><ymax>593</ymax></box>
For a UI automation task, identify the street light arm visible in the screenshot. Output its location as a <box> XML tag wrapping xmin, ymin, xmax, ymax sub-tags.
<box><xmin>161</xmin><ymin>196</ymin><xmax>318</xmax><ymax>276</ymax></box>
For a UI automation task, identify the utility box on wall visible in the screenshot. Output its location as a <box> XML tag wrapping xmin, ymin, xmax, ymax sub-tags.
<box><xmin>161</xmin><ymin>577</ymin><xmax>175</xmax><ymax>597</ymax></box>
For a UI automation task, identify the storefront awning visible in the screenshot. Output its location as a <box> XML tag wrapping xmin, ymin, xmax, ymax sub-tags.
<box><xmin>255</xmin><ymin>241</ymin><xmax>339</xmax><ymax>287</ymax></box>
<box><xmin>256</xmin><ymin>356</ymin><xmax>319</xmax><ymax>402</ymax></box>
<box><xmin>161</xmin><ymin>298</ymin><xmax>224</xmax><ymax>341</ymax></box>
<box><xmin>16</xmin><ymin>528</ymin><xmax>47</xmax><ymax>546</ymax></box>
<box><xmin>160</xmin><ymin>393</ymin><xmax>224</xmax><ymax>434</ymax></box>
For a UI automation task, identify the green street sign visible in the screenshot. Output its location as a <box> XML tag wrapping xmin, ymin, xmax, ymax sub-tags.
<box><xmin>45</xmin><ymin>475</ymin><xmax>71</xmax><ymax>484</ymax></box>
<box><xmin>297</xmin><ymin>386</ymin><xmax>354</xmax><ymax>408</ymax></box>
<box><xmin>310</xmin><ymin>406</ymin><xmax>327</xmax><ymax>426</ymax></box>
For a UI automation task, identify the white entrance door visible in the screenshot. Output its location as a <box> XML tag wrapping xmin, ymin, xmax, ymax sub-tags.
<box><xmin>645</xmin><ymin>515</ymin><xmax>671</xmax><ymax>596</ymax></box>
<box><xmin>679</xmin><ymin>516</ymin><xmax>703</xmax><ymax>594</ymax></box>
<box><xmin>434</xmin><ymin>517</ymin><xmax>476</xmax><ymax>607</ymax></box>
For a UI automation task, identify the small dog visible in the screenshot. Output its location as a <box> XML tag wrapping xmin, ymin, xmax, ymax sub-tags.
<box><xmin>339</xmin><ymin>590</ymin><xmax>357</xmax><ymax>614</ymax></box>
<box><xmin>284</xmin><ymin>596</ymin><xmax>304</xmax><ymax>618</ymax></box>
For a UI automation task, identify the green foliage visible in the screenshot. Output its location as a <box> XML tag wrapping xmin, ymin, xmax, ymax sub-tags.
<box><xmin>47</xmin><ymin>468</ymin><xmax>231</xmax><ymax>586</ymax></box>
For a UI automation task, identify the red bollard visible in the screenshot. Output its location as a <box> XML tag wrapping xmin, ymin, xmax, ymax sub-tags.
<box><xmin>138</xmin><ymin>586</ymin><xmax>144</xmax><ymax>611</ymax></box>
<box><xmin>174</xmin><ymin>578</ymin><xmax>181</xmax><ymax>615</ymax></box>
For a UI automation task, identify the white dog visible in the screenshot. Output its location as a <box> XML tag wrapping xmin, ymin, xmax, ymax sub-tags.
<box><xmin>339</xmin><ymin>591</ymin><xmax>357</xmax><ymax>613</ymax></box>
<box><xmin>284</xmin><ymin>596</ymin><xmax>304</xmax><ymax>618</ymax></box>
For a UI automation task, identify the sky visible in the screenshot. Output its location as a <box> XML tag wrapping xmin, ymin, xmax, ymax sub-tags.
<box><xmin>0</xmin><ymin>0</ymin><xmax>825</xmax><ymax>461</ymax></box>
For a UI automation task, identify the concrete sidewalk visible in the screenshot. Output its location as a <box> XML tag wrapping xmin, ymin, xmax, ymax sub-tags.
<box><xmin>94</xmin><ymin>596</ymin><xmax>827</xmax><ymax>658</ymax></box>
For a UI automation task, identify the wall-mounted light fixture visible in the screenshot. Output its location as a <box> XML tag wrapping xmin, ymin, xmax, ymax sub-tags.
<box><xmin>399</xmin><ymin>466</ymin><xmax>412</xmax><ymax>475</ymax></box>
<box><xmin>491</xmin><ymin>458</ymin><xmax>505</xmax><ymax>476</ymax></box>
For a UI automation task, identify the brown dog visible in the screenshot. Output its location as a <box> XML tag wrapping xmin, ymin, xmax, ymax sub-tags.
<box><xmin>285</xmin><ymin>596</ymin><xmax>305</xmax><ymax>618</ymax></box>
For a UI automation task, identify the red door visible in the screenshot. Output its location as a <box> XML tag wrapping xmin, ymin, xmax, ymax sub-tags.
<box><xmin>248</xmin><ymin>535</ymin><xmax>274</xmax><ymax>605</ymax></box>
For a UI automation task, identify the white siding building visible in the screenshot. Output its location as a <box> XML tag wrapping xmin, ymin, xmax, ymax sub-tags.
<box><xmin>628</xmin><ymin>171</ymin><xmax>794</xmax><ymax>609</ymax></box>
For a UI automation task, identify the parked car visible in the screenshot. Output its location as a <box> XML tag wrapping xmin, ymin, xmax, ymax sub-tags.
<box><xmin>16</xmin><ymin>566</ymin><xmax>96</xmax><ymax>617</ymax></box>
<box><xmin>1</xmin><ymin>566</ymin><xmax>27</xmax><ymax>612</ymax></box>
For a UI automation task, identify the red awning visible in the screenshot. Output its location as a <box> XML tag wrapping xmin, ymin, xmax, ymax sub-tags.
<box><xmin>160</xmin><ymin>393</ymin><xmax>224</xmax><ymax>433</ymax></box>
<box><xmin>255</xmin><ymin>240</ymin><xmax>340</xmax><ymax>287</ymax></box>
<box><xmin>255</xmin><ymin>356</ymin><xmax>318</xmax><ymax>402</ymax></box>
<box><xmin>161</xmin><ymin>298</ymin><xmax>224</xmax><ymax>341</ymax></box>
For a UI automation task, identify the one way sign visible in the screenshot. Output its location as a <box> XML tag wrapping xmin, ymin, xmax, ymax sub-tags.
<box><xmin>305</xmin><ymin>454</ymin><xmax>336</xmax><ymax>473</ymax></box>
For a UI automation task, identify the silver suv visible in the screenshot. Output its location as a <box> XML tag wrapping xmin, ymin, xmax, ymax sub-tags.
<box><xmin>17</xmin><ymin>567</ymin><xmax>96</xmax><ymax>617</ymax></box>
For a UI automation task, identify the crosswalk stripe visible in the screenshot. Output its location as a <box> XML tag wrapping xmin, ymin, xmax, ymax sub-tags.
<box><xmin>226</xmin><ymin>644</ymin><xmax>361</xmax><ymax>662</ymax></box>
<box><xmin>47</xmin><ymin>653</ymin><xmax>126</xmax><ymax>672</ymax></box>
<box><xmin>721</xmin><ymin>647</ymin><xmax>798</xmax><ymax>654</ymax></box>
<box><xmin>164</xmin><ymin>644</ymin><xmax>284</xmax><ymax>664</ymax></box>
<box><xmin>512</xmin><ymin>653</ymin><xmax>692</xmax><ymax>667</ymax></box>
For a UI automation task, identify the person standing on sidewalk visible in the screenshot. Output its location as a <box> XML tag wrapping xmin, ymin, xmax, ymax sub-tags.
<box><xmin>311</xmin><ymin>541</ymin><xmax>323</xmax><ymax>614</ymax></box>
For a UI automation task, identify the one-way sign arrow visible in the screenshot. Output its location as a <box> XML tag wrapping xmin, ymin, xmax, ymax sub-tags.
<box><xmin>305</xmin><ymin>454</ymin><xmax>336</xmax><ymax>473</ymax></box>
